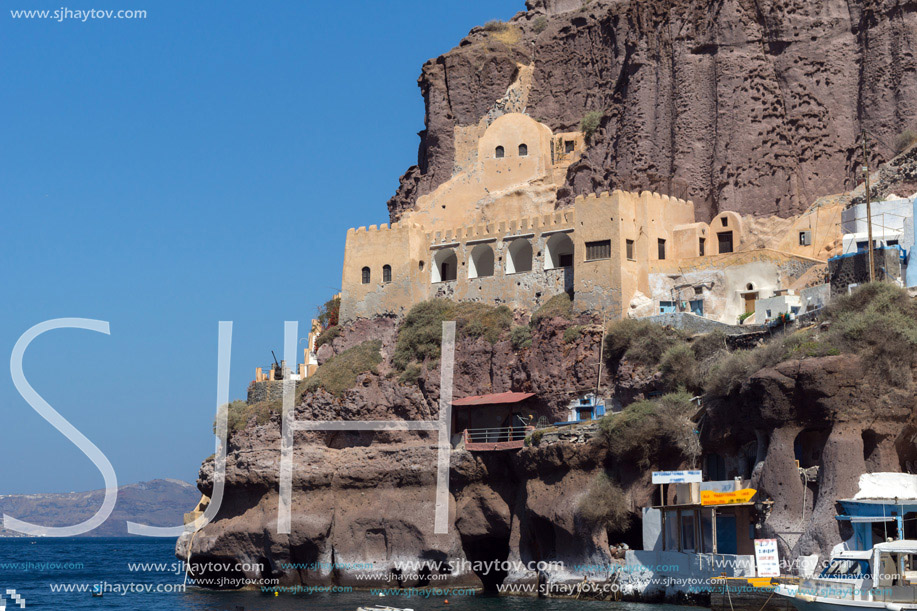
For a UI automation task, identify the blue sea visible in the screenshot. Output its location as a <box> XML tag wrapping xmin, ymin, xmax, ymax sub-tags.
<box><xmin>0</xmin><ymin>537</ymin><xmax>692</xmax><ymax>610</ymax></box>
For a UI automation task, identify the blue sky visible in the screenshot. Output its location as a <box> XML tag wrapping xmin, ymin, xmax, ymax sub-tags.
<box><xmin>0</xmin><ymin>0</ymin><xmax>525</xmax><ymax>494</ymax></box>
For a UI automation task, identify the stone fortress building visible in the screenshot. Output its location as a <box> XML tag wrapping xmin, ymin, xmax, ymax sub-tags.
<box><xmin>339</xmin><ymin>110</ymin><xmax>844</xmax><ymax>325</ymax></box>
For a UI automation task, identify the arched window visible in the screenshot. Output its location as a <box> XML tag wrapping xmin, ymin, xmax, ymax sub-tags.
<box><xmin>545</xmin><ymin>233</ymin><xmax>574</xmax><ymax>269</ymax></box>
<box><xmin>382</xmin><ymin>264</ymin><xmax>392</xmax><ymax>283</ymax></box>
<box><xmin>518</xmin><ymin>143</ymin><xmax>528</xmax><ymax>157</ymax></box>
<box><xmin>506</xmin><ymin>239</ymin><xmax>533</xmax><ymax>274</ymax></box>
<box><xmin>469</xmin><ymin>244</ymin><xmax>495</xmax><ymax>278</ymax></box>
<box><xmin>495</xmin><ymin>145</ymin><xmax>505</xmax><ymax>159</ymax></box>
<box><xmin>361</xmin><ymin>267</ymin><xmax>371</xmax><ymax>284</ymax></box>
<box><xmin>432</xmin><ymin>248</ymin><xmax>458</xmax><ymax>283</ymax></box>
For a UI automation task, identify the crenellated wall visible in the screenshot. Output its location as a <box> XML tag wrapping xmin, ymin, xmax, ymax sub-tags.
<box><xmin>337</xmin><ymin>113</ymin><xmax>843</xmax><ymax>324</ymax></box>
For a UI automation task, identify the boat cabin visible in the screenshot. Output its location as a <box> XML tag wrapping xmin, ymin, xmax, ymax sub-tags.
<box><xmin>836</xmin><ymin>499</ymin><xmax>917</xmax><ymax>551</ymax></box>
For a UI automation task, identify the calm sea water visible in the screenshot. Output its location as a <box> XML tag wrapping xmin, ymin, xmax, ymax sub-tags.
<box><xmin>0</xmin><ymin>537</ymin><xmax>694</xmax><ymax>610</ymax></box>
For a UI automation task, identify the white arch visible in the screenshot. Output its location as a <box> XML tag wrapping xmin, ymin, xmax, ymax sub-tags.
<box><xmin>432</xmin><ymin>248</ymin><xmax>458</xmax><ymax>283</ymax></box>
<box><xmin>468</xmin><ymin>244</ymin><xmax>495</xmax><ymax>279</ymax></box>
<box><xmin>506</xmin><ymin>239</ymin><xmax>533</xmax><ymax>274</ymax></box>
<box><xmin>544</xmin><ymin>233</ymin><xmax>574</xmax><ymax>270</ymax></box>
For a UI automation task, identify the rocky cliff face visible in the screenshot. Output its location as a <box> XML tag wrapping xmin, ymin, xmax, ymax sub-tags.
<box><xmin>179</xmin><ymin>307</ymin><xmax>917</xmax><ymax>594</ymax></box>
<box><xmin>179</xmin><ymin>314</ymin><xmax>662</xmax><ymax>591</ymax></box>
<box><xmin>704</xmin><ymin>353</ymin><xmax>917</xmax><ymax>563</ymax></box>
<box><xmin>389</xmin><ymin>0</ymin><xmax>917</xmax><ymax>222</ymax></box>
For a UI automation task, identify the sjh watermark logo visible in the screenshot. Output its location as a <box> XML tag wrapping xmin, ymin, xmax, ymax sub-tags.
<box><xmin>6</xmin><ymin>318</ymin><xmax>457</xmax><ymax>538</ymax></box>
<box><xmin>0</xmin><ymin>589</ymin><xmax>26</xmax><ymax>610</ymax></box>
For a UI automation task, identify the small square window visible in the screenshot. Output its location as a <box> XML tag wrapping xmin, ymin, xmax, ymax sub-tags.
<box><xmin>564</xmin><ymin>140</ymin><xmax>575</xmax><ymax>154</ymax></box>
<box><xmin>799</xmin><ymin>231</ymin><xmax>812</xmax><ymax>246</ymax></box>
<box><xmin>722</xmin><ymin>216</ymin><xmax>729</xmax><ymax>227</ymax></box>
<box><xmin>694</xmin><ymin>286</ymin><xmax>703</xmax><ymax>295</ymax></box>
<box><xmin>585</xmin><ymin>240</ymin><xmax>611</xmax><ymax>261</ymax></box>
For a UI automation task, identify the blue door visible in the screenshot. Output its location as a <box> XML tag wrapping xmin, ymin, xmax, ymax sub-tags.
<box><xmin>689</xmin><ymin>299</ymin><xmax>704</xmax><ymax>317</ymax></box>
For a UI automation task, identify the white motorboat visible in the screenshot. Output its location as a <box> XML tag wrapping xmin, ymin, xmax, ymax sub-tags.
<box><xmin>776</xmin><ymin>541</ymin><xmax>917</xmax><ymax>611</ymax></box>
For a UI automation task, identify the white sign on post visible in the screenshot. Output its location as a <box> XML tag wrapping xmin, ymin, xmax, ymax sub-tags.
<box><xmin>754</xmin><ymin>538</ymin><xmax>780</xmax><ymax>577</ymax></box>
<box><xmin>652</xmin><ymin>470</ymin><xmax>703</xmax><ymax>484</ymax></box>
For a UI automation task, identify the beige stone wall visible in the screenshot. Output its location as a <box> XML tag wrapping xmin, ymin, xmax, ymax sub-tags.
<box><xmin>337</xmin><ymin>111</ymin><xmax>842</xmax><ymax>324</ymax></box>
<box><xmin>572</xmin><ymin>190</ymin><xmax>695</xmax><ymax>317</ymax></box>
<box><xmin>339</xmin><ymin>222</ymin><xmax>430</xmax><ymax>322</ymax></box>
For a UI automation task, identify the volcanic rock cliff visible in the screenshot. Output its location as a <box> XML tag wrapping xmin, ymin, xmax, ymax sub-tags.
<box><xmin>389</xmin><ymin>0</ymin><xmax>917</xmax><ymax>222</ymax></box>
<box><xmin>178</xmin><ymin>290</ymin><xmax>917</xmax><ymax>595</ymax></box>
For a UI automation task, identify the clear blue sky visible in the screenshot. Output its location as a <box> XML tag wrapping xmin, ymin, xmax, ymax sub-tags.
<box><xmin>0</xmin><ymin>0</ymin><xmax>525</xmax><ymax>494</ymax></box>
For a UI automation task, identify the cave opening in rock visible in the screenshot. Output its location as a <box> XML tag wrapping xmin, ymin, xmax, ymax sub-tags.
<box><xmin>794</xmin><ymin>428</ymin><xmax>829</xmax><ymax>469</ymax></box>
<box><xmin>187</xmin><ymin>554</ymin><xmax>247</xmax><ymax>590</ymax></box>
<box><xmin>289</xmin><ymin>541</ymin><xmax>320</xmax><ymax>581</ymax></box>
<box><xmin>257</xmin><ymin>556</ymin><xmax>275</xmax><ymax>582</ymax></box>
<box><xmin>460</xmin><ymin>534</ymin><xmax>510</xmax><ymax>591</ymax></box>
<box><xmin>896</xmin><ymin>427</ymin><xmax>917</xmax><ymax>473</ymax></box>
<box><xmin>862</xmin><ymin>429</ymin><xmax>883</xmax><ymax>471</ymax></box>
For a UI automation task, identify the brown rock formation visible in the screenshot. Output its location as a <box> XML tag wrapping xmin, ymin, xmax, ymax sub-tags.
<box><xmin>704</xmin><ymin>353</ymin><xmax>917</xmax><ymax>562</ymax></box>
<box><xmin>181</xmin><ymin>313</ymin><xmax>917</xmax><ymax>594</ymax></box>
<box><xmin>389</xmin><ymin>0</ymin><xmax>917</xmax><ymax>222</ymax></box>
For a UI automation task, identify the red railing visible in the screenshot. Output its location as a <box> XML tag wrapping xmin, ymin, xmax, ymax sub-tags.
<box><xmin>463</xmin><ymin>426</ymin><xmax>534</xmax><ymax>451</ymax></box>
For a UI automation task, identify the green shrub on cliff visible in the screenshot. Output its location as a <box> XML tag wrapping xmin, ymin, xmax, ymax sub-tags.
<box><xmin>393</xmin><ymin>300</ymin><xmax>513</xmax><ymax>369</ymax></box>
<box><xmin>659</xmin><ymin>343</ymin><xmax>698</xmax><ymax>391</ymax></box>
<box><xmin>305</xmin><ymin>340</ymin><xmax>382</xmax><ymax>396</ymax></box>
<box><xmin>531</xmin><ymin>292</ymin><xmax>574</xmax><ymax>326</ymax></box>
<box><xmin>511</xmin><ymin>325</ymin><xmax>533</xmax><ymax>349</ymax></box>
<box><xmin>314</xmin><ymin>325</ymin><xmax>341</xmax><ymax>350</ymax></box>
<box><xmin>820</xmin><ymin>282</ymin><xmax>917</xmax><ymax>386</ymax></box>
<box><xmin>604</xmin><ymin>318</ymin><xmax>687</xmax><ymax>368</ymax></box>
<box><xmin>577</xmin><ymin>473</ymin><xmax>631</xmax><ymax>532</ymax></box>
<box><xmin>599</xmin><ymin>391</ymin><xmax>698</xmax><ymax>468</ymax></box>
<box><xmin>706</xmin><ymin>283</ymin><xmax>917</xmax><ymax>395</ymax></box>
<box><xmin>532</xmin><ymin>15</ymin><xmax>548</xmax><ymax>33</ymax></box>
<box><xmin>580</xmin><ymin>110</ymin><xmax>603</xmax><ymax>141</ymax></box>
<box><xmin>895</xmin><ymin>128</ymin><xmax>917</xmax><ymax>154</ymax></box>
<box><xmin>217</xmin><ymin>398</ymin><xmax>282</xmax><ymax>434</ymax></box>
<box><xmin>563</xmin><ymin>325</ymin><xmax>584</xmax><ymax>344</ymax></box>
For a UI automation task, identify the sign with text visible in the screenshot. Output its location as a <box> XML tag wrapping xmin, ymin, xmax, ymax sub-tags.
<box><xmin>754</xmin><ymin>538</ymin><xmax>780</xmax><ymax>577</ymax></box>
<box><xmin>652</xmin><ymin>470</ymin><xmax>703</xmax><ymax>484</ymax></box>
<box><xmin>701</xmin><ymin>488</ymin><xmax>757</xmax><ymax>506</ymax></box>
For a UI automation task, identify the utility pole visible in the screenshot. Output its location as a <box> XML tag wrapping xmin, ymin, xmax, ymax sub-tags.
<box><xmin>863</xmin><ymin>131</ymin><xmax>876</xmax><ymax>283</ymax></box>
<box><xmin>595</xmin><ymin>311</ymin><xmax>607</xmax><ymax>398</ymax></box>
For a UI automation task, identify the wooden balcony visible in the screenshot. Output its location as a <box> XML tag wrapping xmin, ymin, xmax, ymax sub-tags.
<box><xmin>463</xmin><ymin>426</ymin><xmax>534</xmax><ymax>451</ymax></box>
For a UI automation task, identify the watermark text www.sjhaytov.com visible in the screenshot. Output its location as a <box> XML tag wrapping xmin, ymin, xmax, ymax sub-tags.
<box><xmin>10</xmin><ymin>8</ymin><xmax>147</xmax><ymax>22</ymax></box>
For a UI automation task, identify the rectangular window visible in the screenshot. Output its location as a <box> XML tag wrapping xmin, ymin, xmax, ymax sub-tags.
<box><xmin>658</xmin><ymin>238</ymin><xmax>666</xmax><ymax>260</ymax></box>
<box><xmin>625</xmin><ymin>239</ymin><xmax>635</xmax><ymax>261</ymax></box>
<box><xmin>799</xmin><ymin>230</ymin><xmax>812</xmax><ymax>246</ymax></box>
<box><xmin>681</xmin><ymin>512</ymin><xmax>696</xmax><ymax>552</ymax></box>
<box><xmin>722</xmin><ymin>216</ymin><xmax>729</xmax><ymax>227</ymax></box>
<box><xmin>718</xmin><ymin>231</ymin><xmax>734</xmax><ymax>254</ymax></box>
<box><xmin>699</xmin><ymin>237</ymin><xmax>705</xmax><ymax>256</ymax></box>
<box><xmin>564</xmin><ymin>140</ymin><xmax>575</xmax><ymax>154</ymax></box>
<box><xmin>585</xmin><ymin>240</ymin><xmax>611</xmax><ymax>261</ymax></box>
